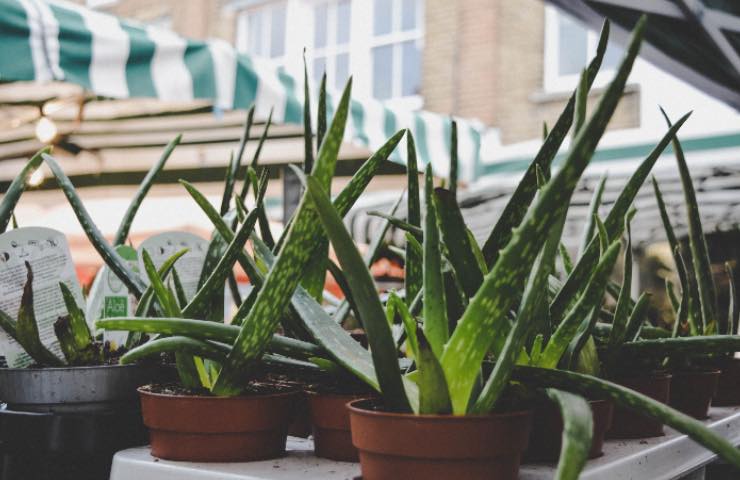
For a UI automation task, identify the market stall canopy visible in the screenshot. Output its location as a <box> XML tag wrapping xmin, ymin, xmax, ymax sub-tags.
<box><xmin>543</xmin><ymin>0</ymin><xmax>740</xmax><ymax>110</ymax></box>
<box><xmin>0</xmin><ymin>0</ymin><xmax>482</xmax><ymax>180</ymax></box>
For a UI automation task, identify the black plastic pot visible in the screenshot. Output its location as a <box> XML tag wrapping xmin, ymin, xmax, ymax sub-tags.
<box><xmin>0</xmin><ymin>364</ymin><xmax>173</xmax><ymax>480</ymax></box>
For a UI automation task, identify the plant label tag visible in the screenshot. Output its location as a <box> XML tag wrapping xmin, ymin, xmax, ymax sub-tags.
<box><xmin>86</xmin><ymin>245</ymin><xmax>139</xmax><ymax>348</ymax></box>
<box><xmin>0</xmin><ymin>227</ymin><xmax>83</xmax><ymax>368</ymax></box>
<box><xmin>137</xmin><ymin>231</ymin><xmax>209</xmax><ymax>302</ymax></box>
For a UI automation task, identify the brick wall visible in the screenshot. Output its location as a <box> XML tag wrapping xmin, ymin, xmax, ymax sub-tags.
<box><xmin>422</xmin><ymin>0</ymin><xmax>640</xmax><ymax>144</ymax></box>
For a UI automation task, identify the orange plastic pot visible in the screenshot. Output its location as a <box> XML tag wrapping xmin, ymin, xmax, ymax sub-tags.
<box><xmin>307</xmin><ymin>392</ymin><xmax>373</xmax><ymax>462</ymax></box>
<box><xmin>607</xmin><ymin>373</ymin><xmax>671</xmax><ymax>439</ymax></box>
<box><xmin>138</xmin><ymin>387</ymin><xmax>297</xmax><ymax>462</ymax></box>
<box><xmin>669</xmin><ymin>369</ymin><xmax>720</xmax><ymax>419</ymax></box>
<box><xmin>348</xmin><ymin>399</ymin><xmax>532</xmax><ymax>480</ymax></box>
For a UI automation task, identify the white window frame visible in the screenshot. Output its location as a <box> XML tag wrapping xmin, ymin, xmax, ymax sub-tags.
<box><xmin>309</xmin><ymin>0</ymin><xmax>353</xmax><ymax>90</ymax></box>
<box><xmin>369</xmin><ymin>0</ymin><xmax>424</xmax><ymax>108</ymax></box>
<box><xmin>235</xmin><ymin>1</ymin><xmax>289</xmax><ymax>66</ymax></box>
<box><xmin>543</xmin><ymin>6</ymin><xmax>616</xmax><ymax>93</ymax></box>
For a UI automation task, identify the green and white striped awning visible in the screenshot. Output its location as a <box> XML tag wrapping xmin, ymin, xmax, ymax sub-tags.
<box><xmin>0</xmin><ymin>0</ymin><xmax>483</xmax><ymax>180</ymax></box>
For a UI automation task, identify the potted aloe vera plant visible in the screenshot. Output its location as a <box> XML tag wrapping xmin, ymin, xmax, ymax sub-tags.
<box><xmin>300</xmin><ymin>16</ymin><xmax>740</xmax><ymax>480</ymax></box>
<box><xmin>97</xmin><ymin>77</ymin><xmax>416</xmax><ymax>463</ymax></box>
<box><xmin>0</xmin><ymin>139</ymin><xmax>181</xmax><ymax>479</ymax></box>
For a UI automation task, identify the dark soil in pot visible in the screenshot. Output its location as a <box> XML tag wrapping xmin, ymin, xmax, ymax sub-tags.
<box><xmin>669</xmin><ymin>368</ymin><xmax>720</xmax><ymax>419</ymax></box>
<box><xmin>607</xmin><ymin>372</ymin><xmax>671</xmax><ymax>439</ymax></box>
<box><xmin>139</xmin><ymin>383</ymin><xmax>298</xmax><ymax>462</ymax></box>
<box><xmin>525</xmin><ymin>398</ymin><xmax>613</xmax><ymax>461</ymax></box>
<box><xmin>348</xmin><ymin>398</ymin><xmax>532</xmax><ymax>480</ymax></box>
<box><xmin>712</xmin><ymin>357</ymin><xmax>740</xmax><ymax>406</ymax></box>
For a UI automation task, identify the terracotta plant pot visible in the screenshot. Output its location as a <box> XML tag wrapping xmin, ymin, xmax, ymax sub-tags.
<box><xmin>308</xmin><ymin>391</ymin><xmax>374</xmax><ymax>462</ymax></box>
<box><xmin>348</xmin><ymin>399</ymin><xmax>532</xmax><ymax>480</ymax></box>
<box><xmin>138</xmin><ymin>387</ymin><xmax>297</xmax><ymax>462</ymax></box>
<box><xmin>525</xmin><ymin>398</ymin><xmax>613</xmax><ymax>461</ymax></box>
<box><xmin>713</xmin><ymin>357</ymin><xmax>740</xmax><ymax>406</ymax></box>
<box><xmin>607</xmin><ymin>372</ymin><xmax>671</xmax><ymax>439</ymax></box>
<box><xmin>669</xmin><ymin>369</ymin><xmax>720</xmax><ymax>419</ymax></box>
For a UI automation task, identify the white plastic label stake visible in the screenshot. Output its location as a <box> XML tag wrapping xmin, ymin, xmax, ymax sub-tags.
<box><xmin>137</xmin><ymin>231</ymin><xmax>209</xmax><ymax>302</ymax></box>
<box><xmin>0</xmin><ymin>227</ymin><xmax>83</xmax><ymax>367</ymax></box>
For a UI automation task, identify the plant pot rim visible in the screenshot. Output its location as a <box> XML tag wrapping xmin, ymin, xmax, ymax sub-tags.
<box><xmin>347</xmin><ymin>398</ymin><xmax>531</xmax><ymax>421</ymax></box>
<box><xmin>611</xmin><ymin>371</ymin><xmax>673</xmax><ymax>381</ymax></box>
<box><xmin>137</xmin><ymin>386</ymin><xmax>299</xmax><ymax>401</ymax></box>
<box><xmin>0</xmin><ymin>363</ymin><xmax>141</xmax><ymax>373</ymax></box>
<box><xmin>305</xmin><ymin>389</ymin><xmax>375</xmax><ymax>399</ymax></box>
<box><xmin>672</xmin><ymin>368</ymin><xmax>721</xmax><ymax>376</ymax></box>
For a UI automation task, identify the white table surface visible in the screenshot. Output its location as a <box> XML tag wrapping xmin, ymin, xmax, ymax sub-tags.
<box><xmin>110</xmin><ymin>407</ymin><xmax>740</xmax><ymax>480</ymax></box>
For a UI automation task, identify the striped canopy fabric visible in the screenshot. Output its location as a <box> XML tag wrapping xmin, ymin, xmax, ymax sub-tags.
<box><xmin>0</xmin><ymin>0</ymin><xmax>483</xmax><ymax>180</ymax></box>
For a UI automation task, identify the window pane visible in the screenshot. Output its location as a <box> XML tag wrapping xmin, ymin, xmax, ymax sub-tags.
<box><xmin>336</xmin><ymin>0</ymin><xmax>351</xmax><ymax>45</ymax></box>
<box><xmin>335</xmin><ymin>52</ymin><xmax>349</xmax><ymax>90</ymax></box>
<box><xmin>247</xmin><ymin>11</ymin><xmax>263</xmax><ymax>56</ymax></box>
<box><xmin>401</xmin><ymin>40</ymin><xmax>421</xmax><ymax>96</ymax></box>
<box><xmin>372</xmin><ymin>45</ymin><xmax>393</xmax><ymax>99</ymax></box>
<box><xmin>602</xmin><ymin>41</ymin><xmax>622</xmax><ymax>70</ymax></box>
<box><xmin>401</xmin><ymin>0</ymin><xmax>416</xmax><ymax>31</ymax></box>
<box><xmin>313</xmin><ymin>56</ymin><xmax>326</xmax><ymax>84</ymax></box>
<box><xmin>557</xmin><ymin>12</ymin><xmax>587</xmax><ymax>76</ymax></box>
<box><xmin>270</xmin><ymin>5</ymin><xmax>286</xmax><ymax>58</ymax></box>
<box><xmin>314</xmin><ymin>3</ymin><xmax>328</xmax><ymax>48</ymax></box>
<box><xmin>374</xmin><ymin>0</ymin><xmax>392</xmax><ymax>36</ymax></box>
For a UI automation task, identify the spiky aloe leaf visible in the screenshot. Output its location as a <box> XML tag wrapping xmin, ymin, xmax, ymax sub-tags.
<box><xmin>388</xmin><ymin>291</ymin><xmax>418</xmax><ymax>358</ymax></box>
<box><xmin>254</xmin><ymin>168</ymin><xmax>275</xmax><ymax>248</ymax></box>
<box><xmin>367</xmin><ymin>211</ymin><xmax>423</xmax><ymax>239</ymax></box>
<box><xmin>250</xmin><ymin>235</ymin><xmax>382</xmax><ymax>390</ymax></box>
<box><xmin>170</xmin><ymin>269</ymin><xmax>188</xmax><ymax>309</ymax></box>
<box><xmin>449</xmin><ymin>120</ymin><xmax>458</xmax><ymax>199</ymax></box>
<box><xmin>624</xmin><ymin>291</ymin><xmax>651</xmax><ymax>341</ymax></box>
<box><xmin>97</xmin><ymin>317</ymin><xmax>322</xmax><ymax>359</ymax></box>
<box><xmin>55</xmin><ymin>282</ymin><xmax>100</xmax><ymax>365</ymax></box>
<box><xmin>442</xmin><ymin>17</ymin><xmax>646</xmax><ymax>414</ymax></box>
<box><xmin>550</xmin><ymin>112</ymin><xmax>691</xmax><ymax>324</ymax></box>
<box><xmin>538</xmin><ymin>241</ymin><xmax>621</xmax><ymax>369</ymax></box>
<box><xmin>43</xmin><ymin>154</ymin><xmax>146</xmax><ymax>298</ymax></box>
<box><xmin>547</xmin><ymin>389</ymin><xmax>593</xmax><ymax>480</ymax></box>
<box><xmin>0</xmin><ymin>309</ymin><xmax>18</xmax><ymax>342</ymax></box>
<box><xmin>559</xmin><ymin>243</ymin><xmax>574</xmax><ymax>274</ymax></box>
<box><xmin>235</xmin><ymin>106</ymin><xmax>256</xmax><ymax>172</ymax></box>
<box><xmin>142</xmin><ymin>250</ymin><xmax>181</xmax><ymax>317</ymax></box>
<box><xmin>182</xmin><ymin>208</ymin><xmax>259</xmax><ymax>318</ymax></box>
<box><xmin>481</xmin><ymin>20</ymin><xmax>610</xmax><ymax>267</ymax></box>
<box><xmin>422</xmin><ymin>166</ymin><xmax>448</xmax><ymax>357</ymax></box>
<box><xmin>303</xmin><ymin>53</ymin><xmax>315</xmax><ymax>173</ymax></box>
<box><xmin>317</xmin><ymin>72</ymin><xmax>327</xmax><ymax>149</ymax></box>
<box><xmin>307</xmin><ymin>176</ymin><xmax>411</xmax><ymax>412</ymax></box>
<box><xmin>578</xmin><ymin>172</ymin><xmax>608</xmax><ymax>258</ymax></box>
<box><xmin>211</xmin><ymin>80</ymin><xmax>354</xmax><ymax>396</ymax></box>
<box><xmin>472</xmin><ymin>202</ymin><xmax>564</xmax><ymax>413</ymax></box>
<box><xmin>727</xmin><ymin>263</ymin><xmax>738</xmax><ymax>336</ymax></box>
<box><xmin>335</xmin><ymin>192</ymin><xmax>404</xmax><ymax>325</ymax></box>
<box><xmin>652</xmin><ymin>176</ymin><xmax>696</xmax><ymax>334</ymax></box>
<box><xmin>433</xmin><ymin>187</ymin><xmax>484</xmax><ymax>298</ymax></box>
<box><xmin>573</xmin><ymin>69</ymin><xmax>588</xmax><ymax>135</ymax></box>
<box><xmin>406</xmin><ymin>131</ymin><xmax>422</xmax><ymax>304</ymax></box>
<box><xmin>115</xmin><ymin>135</ymin><xmax>180</xmax><ymax>244</ymax></box>
<box><xmin>660</xmin><ymin>108</ymin><xmax>717</xmax><ymax>334</ymax></box>
<box><xmin>239</xmin><ymin>109</ymin><xmax>272</xmax><ymax>202</ymax></box>
<box><xmin>16</xmin><ymin>263</ymin><xmax>63</xmax><ymax>366</ymax></box>
<box><xmin>0</xmin><ymin>147</ymin><xmax>50</xmax><ymax>234</ymax></box>
<box><xmin>607</xmin><ymin>222</ymin><xmax>633</xmax><ymax>352</ymax></box>
<box><xmin>121</xmin><ymin>336</ymin><xmax>229</xmax><ymax>365</ymax></box>
<box><xmin>415</xmin><ymin>329</ymin><xmax>452</xmax><ymax>414</ymax></box>
<box><xmin>515</xmin><ymin>365</ymin><xmax>740</xmax><ymax>470</ymax></box>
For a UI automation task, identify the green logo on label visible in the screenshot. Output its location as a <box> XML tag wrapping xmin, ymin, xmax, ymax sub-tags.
<box><xmin>104</xmin><ymin>296</ymin><xmax>128</xmax><ymax>317</ymax></box>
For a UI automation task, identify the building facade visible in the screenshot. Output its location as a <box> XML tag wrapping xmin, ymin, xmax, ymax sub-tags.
<box><xmin>83</xmin><ymin>0</ymin><xmax>740</xmax><ymax>165</ymax></box>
